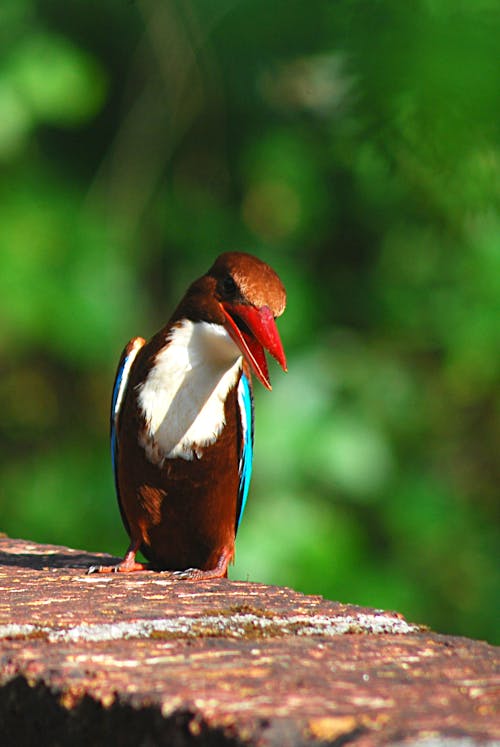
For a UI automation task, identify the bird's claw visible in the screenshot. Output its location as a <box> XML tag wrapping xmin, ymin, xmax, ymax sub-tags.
<box><xmin>86</xmin><ymin>562</ymin><xmax>138</xmax><ymax>574</ymax></box>
<box><xmin>171</xmin><ymin>567</ymin><xmax>198</xmax><ymax>580</ymax></box>
<box><xmin>86</xmin><ymin>564</ymin><xmax>115</xmax><ymax>575</ymax></box>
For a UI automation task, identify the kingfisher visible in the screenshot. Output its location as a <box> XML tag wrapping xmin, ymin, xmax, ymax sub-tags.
<box><xmin>90</xmin><ymin>252</ymin><xmax>286</xmax><ymax>580</ymax></box>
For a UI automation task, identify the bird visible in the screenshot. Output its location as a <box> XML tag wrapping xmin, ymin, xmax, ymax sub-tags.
<box><xmin>90</xmin><ymin>252</ymin><xmax>286</xmax><ymax>580</ymax></box>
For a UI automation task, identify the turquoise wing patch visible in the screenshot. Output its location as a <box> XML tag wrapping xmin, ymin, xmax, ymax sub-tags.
<box><xmin>236</xmin><ymin>373</ymin><xmax>254</xmax><ymax>531</ymax></box>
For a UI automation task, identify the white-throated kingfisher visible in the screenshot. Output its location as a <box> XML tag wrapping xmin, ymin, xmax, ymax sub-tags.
<box><xmin>90</xmin><ymin>252</ymin><xmax>286</xmax><ymax>580</ymax></box>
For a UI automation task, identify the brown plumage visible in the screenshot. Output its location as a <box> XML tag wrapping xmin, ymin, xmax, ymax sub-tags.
<box><xmin>90</xmin><ymin>252</ymin><xmax>286</xmax><ymax>579</ymax></box>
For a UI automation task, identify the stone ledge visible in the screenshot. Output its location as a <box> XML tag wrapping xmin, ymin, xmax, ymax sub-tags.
<box><xmin>0</xmin><ymin>537</ymin><xmax>498</xmax><ymax>746</ymax></box>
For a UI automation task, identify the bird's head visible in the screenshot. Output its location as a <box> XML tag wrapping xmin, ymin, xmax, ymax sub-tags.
<box><xmin>180</xmin><ymin>252</ymin><xmax>287</xmax><ymax>389</ymax></box>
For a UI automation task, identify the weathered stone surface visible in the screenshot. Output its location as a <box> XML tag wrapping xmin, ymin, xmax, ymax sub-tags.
<box><xmin>0</xmin><ymin>536</ymin><xmax>498</xmax><ymax>746</ymax></box>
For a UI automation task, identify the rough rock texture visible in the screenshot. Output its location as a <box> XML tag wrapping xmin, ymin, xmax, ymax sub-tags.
<box><xmin>0</xmin><ymin>537</ymin><xmax>498</xmax><ymax>746</ymax></box>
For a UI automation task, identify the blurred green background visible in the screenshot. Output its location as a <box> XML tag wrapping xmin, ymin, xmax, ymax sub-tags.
<box><xmin>0</xmin><ymin>0</ymin><xmax>498</xmax><ymax>644</ymax></box>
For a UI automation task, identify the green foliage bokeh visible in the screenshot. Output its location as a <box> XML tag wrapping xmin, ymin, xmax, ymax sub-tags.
<box><xmin>0</xmin><ymin>0</ymin><xmax>498</xmax><ymax>643</ymax></box>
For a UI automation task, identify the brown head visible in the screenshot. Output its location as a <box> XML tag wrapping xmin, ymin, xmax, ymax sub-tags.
<box><xmin>174</xmin><ymin>252</ymin><xmax>287</xmax><ymax>389</ymax></box>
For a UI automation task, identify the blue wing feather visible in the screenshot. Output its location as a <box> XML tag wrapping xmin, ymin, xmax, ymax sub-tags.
<box><xmin>110</xmin><ymin>337</ymin><xmax>145</xmax><ymax>493</ymax></box>
<box><xmin>236</xmin><ymin>372</ymin><xmax>254</xmax><ymax>532</ymax></box>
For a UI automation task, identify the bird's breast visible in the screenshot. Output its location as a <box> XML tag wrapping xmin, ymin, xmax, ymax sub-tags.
<box><xmin>136</xmin><ymin>319</ymin><xmax>243</xmax><ymax>463</ymax></box>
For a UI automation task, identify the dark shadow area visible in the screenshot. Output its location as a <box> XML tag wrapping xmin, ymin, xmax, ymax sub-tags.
<box><xmin>0</xmin><ymin>676</ymin><xmax>245</xmax><ymax>747</ymax></box>
<box><xmin>0</xmin><ymin>551</ymin><xmax>120</xmax><ymax>571</ymax></box>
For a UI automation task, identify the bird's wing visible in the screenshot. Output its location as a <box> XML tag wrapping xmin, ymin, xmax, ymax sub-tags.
<box><xmin>110</xmin><ymin>337</ymin><xmax>146</xmax><ymax>487</ymax></box>
<box><xmin>235</xmin><ymin>371</ymin><xmax>254</xmax><ymax>532</ymax></box>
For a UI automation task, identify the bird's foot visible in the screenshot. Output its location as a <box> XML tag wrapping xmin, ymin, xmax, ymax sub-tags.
<box><xmin>168</xmin><ymin>547</ymin><xmax>232</xmax><ymax>581</ymax></box>
<box><xmin>87</xmin><ymin>560</ymin><xmax>148</xmax><ymax>575</ymax></box>
<box><xmin>87</xmin><ymin>545</ymin><xmax>147</xmax><ymax>574</ymax></box>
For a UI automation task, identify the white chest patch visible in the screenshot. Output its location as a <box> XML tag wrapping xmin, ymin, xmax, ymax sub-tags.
<box><xmin>137</xmin><ymin>319</ymin><xmax>243</xmax><ymax>463</ymax></box>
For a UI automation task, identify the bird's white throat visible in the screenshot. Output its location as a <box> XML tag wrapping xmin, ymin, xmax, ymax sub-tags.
<box><xmin>137</xmin><ymin>319</ymin><xmax>243</xmax><ymax>463</ymax></box>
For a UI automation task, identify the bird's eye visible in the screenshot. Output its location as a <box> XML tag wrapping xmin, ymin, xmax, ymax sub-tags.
<box><xmin>222</xmin><ymin>275</ymin><xmax>237</xmax><ymax>296</ymax></box>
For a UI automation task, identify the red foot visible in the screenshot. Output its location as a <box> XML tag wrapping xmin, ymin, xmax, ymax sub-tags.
<box><xmin>87</xmin><ymin>543</ymin><xmax>147</xmax><ymax>574</ymax></box>
<box><xmin>169</xmin><ymin>547</ymin><xmax>232</xmax><ymax>581</ymax></box>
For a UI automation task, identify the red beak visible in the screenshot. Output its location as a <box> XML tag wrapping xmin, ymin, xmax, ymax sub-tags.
<box><xmin>221</xmin><ymin>303</ymin><xmax>287</xmax><ymax>390</ymax></box>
